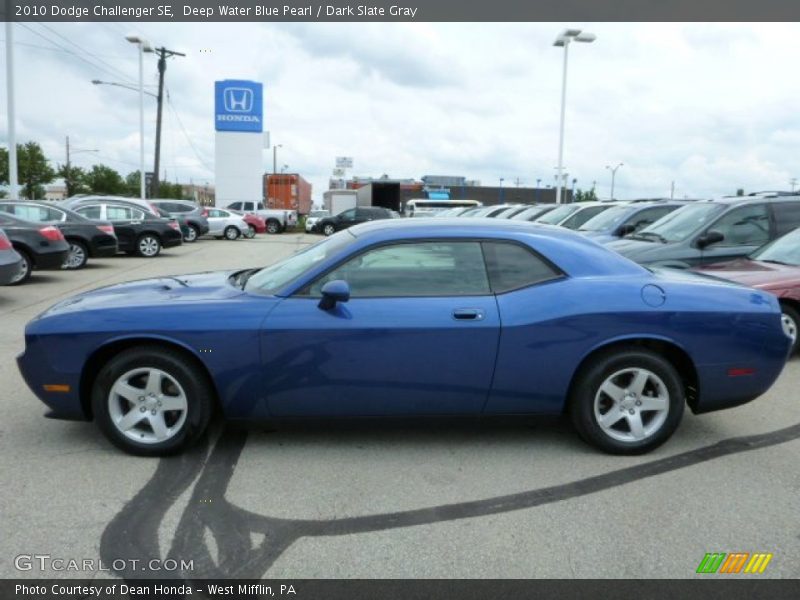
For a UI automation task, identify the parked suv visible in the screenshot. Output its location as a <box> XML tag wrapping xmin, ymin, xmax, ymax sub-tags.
<box><xmin>149</xmin><ymin>199</ymin><xmax>210</xmax><ymax>242</ymax></box>
<box><xmin>0</xmin><ymin>200</ymin><xmax>118</xmax><ymax>269</ymax></box>
<box><xmin>0</xmin><ymin>213</ymin><xmax>69</xmax><ymax>284</ymax></box>
<box><xmin>314</xmin><ymin>206</ymin><xmax>393</xmax><ymax>236</ymax></box>
<box><xmin>607</xmin><ymin>197</ymin><xmax>800</xmax><ymax>268</ymax></box>
<box><xmin>71</xmin><ymin>201</ymin><xmax>182</xmax><ymax>257</ymax></box>
<box><xmin>577</xmin><ymin>201</ymin><xmax>686</xmax><ymax>244</ymax></box>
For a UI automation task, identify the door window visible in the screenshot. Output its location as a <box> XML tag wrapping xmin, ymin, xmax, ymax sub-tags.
<box><xmin>75</xmin><ymin>205</ymin><xmax>103</xmax><ymax>219</ymax></box>
<box><xmin>771</xmin><ymin>202</ymin><xmax>800</xmax><ymax>236</ymax></box>
<box><xmin>339</xmin><ymin>209</ymin><xmax>357</xmax><ymax>222</ymax></box>
<box><xmin>106</xmin><ymin>206</ymin><xmax>134</xmax><ymax>220</ymax></box>
<box><xmin>707</xmin><ymin>204</ymin><xmax>769</xmax><ymax>247</ymax></box>
<box><xmin>8</xmin><ymin>204</ymin><xmax>64</xmax><ymax>222</ymax></box>
<box><xmin>306</xmin><ymin>242</ymin><xmax>491</xmax><ymax>297</ymax></box>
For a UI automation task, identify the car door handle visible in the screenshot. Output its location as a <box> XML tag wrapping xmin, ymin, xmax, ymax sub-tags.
<box><xmin>452</xmin><ymin>308</ymin><xmax>484</xmax><ymax>321</ymax></box>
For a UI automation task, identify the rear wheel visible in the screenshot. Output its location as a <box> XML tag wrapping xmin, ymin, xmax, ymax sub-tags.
<box><xmin>569</xmin><ymin>348</ymin><xmax>685</xmax><ymax>455</ymax></box>
<box><xmin>136</xmin><ymin>234</ymin><xmax>161</xmax><ymax>257</ymax></box>
<box><xmin>780</xmin><ymin>303</ymin><xmax>799</xmax><ymax>354</ymax></box>
<box><xmin>244</xmin><ymin>224</ymin><xmax>256</xmax><ymax>239</ymax></box>
<box><xmin>92</xmin><ymin>346</ymin><xmax>213</xmax><ymax>456</ymax></box>
<box><xmin>8</xmin><ymin>248</ymin><xmax>32</xmax><ymax>285</ymax></box>
<box><xmin>266</xmin><ymin>219</ymin><xmax>281</xmax><ymax>235</ymax></box>
<box><xmin>224</xmin><ymin>226</ymin><xmax>240</xmax><ymax>240</ymax></box>
<box><xmin>63</xmin><ymin>240</ymin><xmax>88</xmax><ymax>270</ymax></box>
<box><xmin>184</xmin><ymin>224</ymin><xmax>199</xmax><ymax>243</ymax></box>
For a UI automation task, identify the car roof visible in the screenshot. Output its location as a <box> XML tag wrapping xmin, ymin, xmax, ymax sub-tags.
<box><xmin>705</xmin><ymin>195</ymin><xmax>800</xmax><ymax>205</ymax></box>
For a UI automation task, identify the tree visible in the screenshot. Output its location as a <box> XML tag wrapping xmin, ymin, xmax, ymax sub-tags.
<box><xmin>1</xmin><ymin>142</ymin><xmax>55</xmax><ymax>199</ymax></box>
<box><xmin>85</xmin><ymin>164</ymin><xmax>127</xmax><ymax>195</ymax></box>
<box><xmin>736</xmin><ymin>188</ymin><xmax>745</xmax><ymax>196</ymax></box>
<box><xmin>58</xmin><ymin>164</ymin><xmax>89</xmax><ymax>197</ymax></box>
<box><xmin>574</xmin><ymin>188</ymin><xmax>598</xmax><ymax>202</ymax></box>
<box><xmin>125</xmin><ymin>171</ymin><xmax>142</xmax><ymax>197</ymax></box>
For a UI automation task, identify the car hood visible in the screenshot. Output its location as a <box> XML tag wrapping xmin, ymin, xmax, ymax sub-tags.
<box><xmin>39</xmin><ymin>270</ymin><xmax>246</xmax><ymax>317</ymax></box>
<box><xmin>693</xmin><ymin>258</ymin><xmax>800</xmax><ymax>290</ymax></box>
<box><xmin>606</xmin><ymin>237</ymin><xmax>673</xmax><ymax>259</ymax></box>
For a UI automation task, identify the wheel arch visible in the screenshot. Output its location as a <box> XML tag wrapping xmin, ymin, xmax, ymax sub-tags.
<box><xmin>11</xmin><ymin>241</ymin><xmax>34</xmax><ymax>265</ymax></box>
<box><xmin>79</xmin><ymin>335</ymin><xmax>220</xmax><ymax>420</ymax></box>
<box><xmin>566</xmin><ymin>336</ymin><xmax>699</xmax><ymax>413</ymax></box>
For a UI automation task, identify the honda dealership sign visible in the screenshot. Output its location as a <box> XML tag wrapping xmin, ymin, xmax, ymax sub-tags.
<box><xmin>214</xmin><ymin>80</ymin><xmax>263</xmax><ymax>133</ymax></box>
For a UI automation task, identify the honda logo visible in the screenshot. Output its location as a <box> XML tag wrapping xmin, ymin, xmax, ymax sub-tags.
<box><xmin>223</xmin><ymin>87</ymin><xmax>253</xmax><ymax>113</ymax></box>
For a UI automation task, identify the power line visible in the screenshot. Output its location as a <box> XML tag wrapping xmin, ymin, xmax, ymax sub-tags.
<box><xmin>165</xmin><ymin>88</ymin><xmax>214</xmax><ymax>173</ymax></box>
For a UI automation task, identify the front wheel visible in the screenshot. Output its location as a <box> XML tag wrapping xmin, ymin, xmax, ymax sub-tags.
<box><xmin>136</xmin><ymin>234</ymin><xmax>161</xmax><ymax>258</ymax></box>
<box><xmin>569</xmin><ymin>348</ymin><xmax>685</xmax><ymax>455</ymax></box>
<box><xmin>322</xmin><ymin>223</ymin><xmax>336</xmax><ymax>237</ymax></box>
<box><xmin>780</xmin><ymin>304</ymin><xmax>799</xmax><ymax>355</ymax></box>
<box><xmin>244</xmin><ymin>224</ymin><xmax>256</xmax><ymax>239</ymax></box>
<box><xmin>266</xmin><ymin>219</ymin><xmax>281</xmax><ymax>235</ymax></box>
<box><xmin>224</xmin><ymin>226</ymin><xmax>240</xmax><ymax>240</ymax></box>
<box><xmin>91</xmin><ymin>346</ymin><xmax>213</xmax><ymax>456</ymax></box>
<box><xmin>63</xmin><ymin>240</ymin><xmax>88</xmax><ymax>269</ymax></box>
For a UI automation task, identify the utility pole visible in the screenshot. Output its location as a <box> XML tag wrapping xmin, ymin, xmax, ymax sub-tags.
<box><xmin>670</xmin><ymin>180</ymin><xmax>675</xmax><ymax>200</ymax></box>
<box><xmin>5</xmin><ymin>21</ymin><xmax>18</xmax><ymax>200</ymax></box>
<box><xmin>151</xmin><ymin>46</ymin><xmax>185</xmax><ymax>199</ymax></box>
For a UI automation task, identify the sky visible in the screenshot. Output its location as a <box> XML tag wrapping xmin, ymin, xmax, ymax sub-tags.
<box><xmin>2</xmin><ymin>21</ymin><xmax>800</xmax><ymax>201</ymax></box>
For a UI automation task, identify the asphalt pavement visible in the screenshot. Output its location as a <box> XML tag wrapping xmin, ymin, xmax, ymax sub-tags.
<box><xmin>1</xmin><ymin>232</ymin><xmax>798</xmax><ymax>580</ymax></box>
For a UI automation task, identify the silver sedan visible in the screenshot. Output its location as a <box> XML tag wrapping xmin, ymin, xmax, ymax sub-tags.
<box><xmin>205</xmin><ymin>208</ymin><xmax>249</xmax><ymax>240</ymax></box>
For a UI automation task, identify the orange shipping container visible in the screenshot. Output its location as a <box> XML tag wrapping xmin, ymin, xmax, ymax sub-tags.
<box><xmin>264</xmin><ymin>174</ymin><xmax>312</xmax><ymax>215</ymax></box>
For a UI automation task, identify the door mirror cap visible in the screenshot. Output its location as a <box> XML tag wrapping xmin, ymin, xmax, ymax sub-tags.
<box><xmin>318</xmin><ymin>280</ymin><xmax>350</xmax><ymax>310</ymax></box>
<box><xmin>616</xmin><ymin>223</ymin><xmax>636</xmax><ymax>237</ymax></box>
<box><xmin>698</xmin><ymin>230</ymin><xmax>724</xmax><ymax>249</ymax></box>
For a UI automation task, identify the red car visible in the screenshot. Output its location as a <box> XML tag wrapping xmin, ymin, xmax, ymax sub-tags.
<box><xmin>229</xmin><ymin>210</ymin><xmax>266</xmax><ymax>238</ymax></box>
<box><xmin>694</xmin><ymin>227</ymin><xmax>800</xmax><ymax>354</ymax></box>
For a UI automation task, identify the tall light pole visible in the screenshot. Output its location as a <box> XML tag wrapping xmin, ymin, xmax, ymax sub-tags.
<box><xmin>553</xmin><ymin>29</ymin><xmax>596</xmax><ymax>204</ymax></box>
<box><xmin>125</xmin><ymin>35</ymin><xmax>153</xmax><ymax>200</ymax></box>
<box><xmin>272</xmin><ymin>144</ymin><xmax>283</xmax><ymax>175</ymax></box>
<box><xmin>5</xmin><ymin>21</ymin><xmax>18</xmax><ymax>200</ymax></box>
<box><xmin>606</xmin><ymin>162</ymin><xmax>623</xmax><ymax>200</ymax></box>
<box><xmin>499</xmin><ymin>177</ymin><xmax>505</xmax><ymax>203</ymax></box>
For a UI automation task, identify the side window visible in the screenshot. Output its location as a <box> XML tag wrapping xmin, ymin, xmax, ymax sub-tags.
<box><xmin>482</xmin><ymin>242</ymin><xmax>562</xmax><ymax>293</ymax></box>
<box><xmin>228</xmin><ymin>202</ymin><xmax>242</xmax><ymax>210</ymax></box>
<box><xmin>772</xmin><ymin>202</ymin><xmax>800</xmax><ymax>236</ymax></box>
<box><xmin>339</xmin><ymin>209</ymin><xmax>357</xmax><ymax>221</ymax></box>
<box><xmin>708</xmin><ymin>204</ymin><xmax>769</xmax><ymax>247</ymax></box>
<box><xmin>257</xmin><ymin>203</ymin><xmax>265</xmax><ymax>210</ymax></box>
<box><xmin>11</xmin><ymin>205</ymin><xmax>51</xmax><ymax>222</ymax></box>
<box><xmin>76</xmin><ymin>205</ymin><xmax>103</xmax><ymax>219</ymax></box>
<box><xmin>628</xmin><ymin>206</ymin><xmax>673</xmax><ymax>232</ymax></box>
<box><xmin>306</xmin><ymin>242</ymin><xmax>490</xmax><ymax>297</ymax></box>
<box><xmin>564</xmin><ymin>206</ymin><xmax>607</xmax><ymax>229</ymax></box>
<box><xmin>131</xmin><ymin>209</ymin><xmax>146</xmax><ymax>220</ymax></box>
<box><xmin>0</xmin><ymin>204</ymin><xmax>12</xmax><ymax>215</ymax></box>
<box><xmin>106</xmin><ymin>206</ymin><xmax>133</xmax><ymax>220</ymax></box>
<box><xmin>208</xmin><ymin>209</ymin><xmax>222</xmax><ymax>218</ymax></box>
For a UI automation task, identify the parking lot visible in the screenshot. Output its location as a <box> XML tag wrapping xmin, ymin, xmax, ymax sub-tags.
<box><xmin>1</xmin><ymin>232</ymin><xmax>799</xmax><ymax>580</ymax></box>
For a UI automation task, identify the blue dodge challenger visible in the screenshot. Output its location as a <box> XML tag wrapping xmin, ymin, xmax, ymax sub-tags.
<box><xmin>17</xmin><ymin>219</ymin><xmax>791</xmax><ymax>456</ymax></box>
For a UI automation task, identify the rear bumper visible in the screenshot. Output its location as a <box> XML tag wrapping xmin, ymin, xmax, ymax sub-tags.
<box><xmin>162</xmin><ymin>231</ymin><xmax>184</xmax><ymax>248</ymax></box>
<box><xmin>0</xmin><ymin>257</ymin><xmax>22</xmax><ymax>285</ymax></box>
<box><xmin>35</xmin><ymin>249</ymin><xmax>69</xmax><ymax>270</ymax></box>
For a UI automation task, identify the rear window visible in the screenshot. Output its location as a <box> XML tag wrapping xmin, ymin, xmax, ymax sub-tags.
<box><xmin>482</xmin><ymin>242</ymin><xmax>562</xmax><ymax>293</ymax></box>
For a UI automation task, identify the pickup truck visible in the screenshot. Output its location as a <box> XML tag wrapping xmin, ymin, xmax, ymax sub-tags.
<box><xmin>225</xmin><ymin>201</ymin><xmax>297</xmax><ymax>234</ymax></box>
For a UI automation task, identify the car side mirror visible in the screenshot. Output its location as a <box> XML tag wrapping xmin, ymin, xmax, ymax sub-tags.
<box><xmin>318</xmin><ymin>280</ymin><xmax>350</xmax><ymax>310</ymax></box>
<box><xmin>697</xmin><ymin>230</ymin><xmax>724</xmax><ymax>249</ymax></box>
<box><xmin>616</xmin><ymin>223</ymin><xmax>636</xmax><ymax>237</ymax></box>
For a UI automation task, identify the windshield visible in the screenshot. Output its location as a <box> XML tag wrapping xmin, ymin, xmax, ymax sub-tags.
<box><xmin>579</xmin><ymin>206</ymin><xmax>630</xmax><ymax>231</ymax></box>
<box><xmin>535</xmin><ymin>204</ymin><xmax>581</xmax><ymax>224</ymax></box>
<box><xmin>751</xmin><ymin>228</ymin><xmax>800</xmax><ymax>265</ymax></box>
<box><xmin>244</xmin><ymin>231</ymin><xmax>353</xmax><ymax>294</ymax></box>
<box><xmin>309</xmin><ymin>211</ymin><xmax>329</xmax><ymax>218</ymax></box>
<box><xmin>636</xmin><ymin>203</ymin><xmax>724</xmax><ymax>242</ymax></box>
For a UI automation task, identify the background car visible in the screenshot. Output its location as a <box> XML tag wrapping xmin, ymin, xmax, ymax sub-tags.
<box><xmin>0</xmin><ymin>212</ymin><xmax>69</xmax><ymax>284</ymax></box>
<box><xmin>0</xmin><ymin>228</ymin><xmax>23</xmax><ymax>286</ymax></box>
<box><xmin>225</xmin><ymin>201</ymin><xmax>296</xmax><ymax>233</ymax></box>
<box><xmin>71</xmin><ymin>201</ymin><xmax>182</xmax><ymax>258</ymax></box>
<box><xmin>577</xmin><ymin>201</ymin><xmax>686</xmax><ymax>244</ymax></box>
<box><xmin>229</xmin><ymin>209</ymin><xmax>266</xmax><ymax>238</ymax></box>
<box><xmin>314</xmin><ymin>206</ymin><xmax>393</xmax><ymax>236</ymax></box>
<box><xmin>608</xmin><ymin>196</ymin><xmax>800</xmax><ymax>268</ymax></box>
<box><xmin>462</xmin><ymin>205</ymin><xmax>518</xmax><ymax>218</ymax></box>
<box><xmin>17</xmin><ymin>220</ymin><xmax>791</xmax><ymax>456</ymax></box>
<box><xmin>0</xmin><ymin>200</ymin><xmax>117</xmax><ymax>269</ymax></box>
<box><xmin>205</xmin><ymin>207</ymin><xmax>250</xmax><ymax>240</ymax></box>
<box><xmin>511</xmin><ymin>204</ymin><xmax>558</xmax><ymax>222</ymax></box>
<box><xmin>694</xmin><ymin>226</ymin><xmax>800</xmax><ymax>354</ymax></box>
<box><xmin>149</xmin><ymin>199</ymin><xmax>211</xmax><ymax>243</ymax></box>
<box><xmin>62</xmin><ymin>195</ymin><xmax>160</xmax><ymax>217</ymax></box>
<box><xmin>534</xmin><ymin>201</ymin><xmax>619</xmax><ymax>230</ymax></box>
<box><xmin>305</xmin><ymin>210</ymin><xmax>330</xmax><ymax>232</ymax></box>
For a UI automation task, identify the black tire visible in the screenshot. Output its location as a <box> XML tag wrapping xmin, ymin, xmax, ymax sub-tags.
<box><xmin>136</xmin><ymin>234</ymin><xmax>161</xmax><ymax>258</ymax></box>
<box><xmin>184</xmin><ymin>225</ymin><xmax>199</xmax><ymax>243</ymax></box>
<box><xmin>224</xmin><ymin>226</ymin><xmax>240</xmax><ymax>240</ymax></box>
<box><xmin>7</xmin><ymin>248</ymin><xmax>32</xmax><ymax>285</ymax></box>
<box><xmin>63</xmin><ymin>239</ymin><xmax>89</xmax><ymax>270</ymax></box>
<box><xmin>322</xmin><ymin>223</ymin><xmax>336</xmax><ymax>237</ymax></box>
<box><xmin>91</xmin><ymin>346</ymin><xmax>213</xmax><ymax>456</ymax></box>
<box><xmin>266</xmin><ymin>219</ymin><xmax>281</xmax><ymax>235</ymax></box>
<box><xmin>780</xmin><ymin>303</ymin><xmax>799</xmax><ymax>355</ymax></box>
<box><xmin>569</xmin><ymin>348</ymin><xmax>685</xmax><ymax>455</ymax></box>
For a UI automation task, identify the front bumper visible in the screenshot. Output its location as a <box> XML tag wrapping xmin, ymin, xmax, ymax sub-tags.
<box><xmin>17</xmin><ymin>348</ymin><xmax>87</xmax><ymax>421</ymax></box>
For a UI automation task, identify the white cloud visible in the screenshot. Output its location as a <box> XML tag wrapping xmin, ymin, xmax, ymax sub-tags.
<box><xmin>2</xmin><ymin>22</ymin><xmax>800</xmax><ymax>200</ymax></box>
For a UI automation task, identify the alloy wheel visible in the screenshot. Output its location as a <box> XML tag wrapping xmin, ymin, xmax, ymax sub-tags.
<box><xmin>10</xmin><ymin>254</ymin><xmax>30</xmax><ymax>284</ymax></box>
<box><xmin>138</xmin><ymin>236</ymin><xmax>159</xmax><ymax>257</ymax></box>
<box><xmin>185</xmin><ymin>226</ymin><xmax>198</xmax><ymax>242</ymax></box>
<box><xmin>107</xmin><ymin>368</ymin><xmax>188</xmax><ymax>444</ymax></box>
<box><xmin>593</xmin><ymin>367</ymin><xmax>669</xmax><ymax>443</ymax></box>
<box><xmin>782</xmin><ymin>312</ymin><xmax>798</xmax><ymax>344</ymax></box>
<box><xmin>323</xmin><ymin>224</ymin><xmax>335</xmax><ymax>236</ymax></box>
<box><xmin>225</xmin><ymin>226</ymin><xmax>240</xmax><ymax>240</ymax></box>
<box><xmin>63</xmin><ymin>242</ymin><xmax>86</xmax><ymax>269</ymax></box>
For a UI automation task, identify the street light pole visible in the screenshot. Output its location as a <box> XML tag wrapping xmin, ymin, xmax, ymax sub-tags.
<box><xmin>5</xmin><ymin>21</ymin><xmax>18</xmax><ymax>200</ymax></box>
<box><xmin>273</xmin><ymin>144</ymin><xmax>282</xmax><ymax>175</ymax></box>
<box><xmin>553</xmin><ymin>29</ymin><xmax>596</xmax><ymax>205</ymax></box>
<box><xmin>606</xmin><ymin>162</ymin><xmax>623</xmax><ymax>200</ymax></box>
<box><xmin>126</xmin><ymin>35</ymin><xmax>152</xmax><ymax>200</ymax></box>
